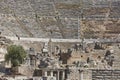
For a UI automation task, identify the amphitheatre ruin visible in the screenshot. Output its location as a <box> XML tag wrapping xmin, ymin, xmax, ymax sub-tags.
<box><xmin>0</xmin><ymin>0</ymin><xmax>120</xmax><ymax>80</ymax></box>
<box><xmin>0</xmin><ymin>0</ymin><xmax>120</xmax><ymax>39</ymax></box>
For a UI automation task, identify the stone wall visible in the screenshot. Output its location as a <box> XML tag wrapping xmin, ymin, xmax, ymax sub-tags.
<box><xmin>92</xmin><ymin>69</ymin><xmax>120</xmax><ymax>80</ymax></box>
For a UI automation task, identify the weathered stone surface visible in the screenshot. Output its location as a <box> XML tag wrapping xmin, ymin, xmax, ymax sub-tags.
<box><xmin>92</xmin><ymin>70</ymin><xmax>120</xmax><ymax>80</ymax></box>
<box><xmin>0</xmin><ymin>0</ymin><xmax>119</xmax><ymax>38</ymax></box>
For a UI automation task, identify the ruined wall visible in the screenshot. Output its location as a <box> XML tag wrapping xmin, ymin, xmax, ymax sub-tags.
<box><xmin>92</xmin><ymin>69</ymin><xmax>120</xmax><ymax>80</ymax></box>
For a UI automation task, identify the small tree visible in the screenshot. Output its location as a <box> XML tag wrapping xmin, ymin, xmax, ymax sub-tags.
<box><xmin>5</xmin><ymin>45</ymin><xmax>26</xmax><ymax>67</ymax></box>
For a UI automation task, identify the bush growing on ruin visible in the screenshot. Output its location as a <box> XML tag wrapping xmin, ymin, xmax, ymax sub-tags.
<box><xmin>5</xmin><ymin>45</ymin><xmax>27</xmax><ymax>67</ymax></box>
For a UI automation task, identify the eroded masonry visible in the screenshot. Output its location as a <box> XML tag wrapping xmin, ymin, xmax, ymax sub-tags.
<box><xmin>0</xmin><ymin>0</ymin><xmax>120</xmax><ymax>80</ymax></box>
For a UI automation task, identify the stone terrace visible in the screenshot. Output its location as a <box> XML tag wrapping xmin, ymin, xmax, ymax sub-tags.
<box><xmin>0</xmin><ymin>0</ymin><xmax>120</xmax><ymax>38</ymax></box>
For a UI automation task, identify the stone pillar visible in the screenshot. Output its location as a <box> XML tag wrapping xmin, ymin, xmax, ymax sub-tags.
<box><xmin>27</xmin><ymin>58</ymin><xmax>30</xmax><ymax>66</ymax></box>
<box><xmin>45</xmin><ymin>71</ymin><xmax>47</xmax><ymax>77</ymax></box>
<box><xmin>62</xmin><ymin>71</ymin><xmax>65</xmax><ymax>80</ymax></box>
<box><xmin>57</xmin><ymin>71</ymin><xmax>59</xmax><ymax>80</ymax></box>
<box><xmin>80</xmin><ymin>71</ymin><xmax>83</xmax><ymax>80</ymax></box>
<box><xmin>51</xmin><ymin>71</ymin><xmax>53</xmax><ymax>77</ymax></box>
